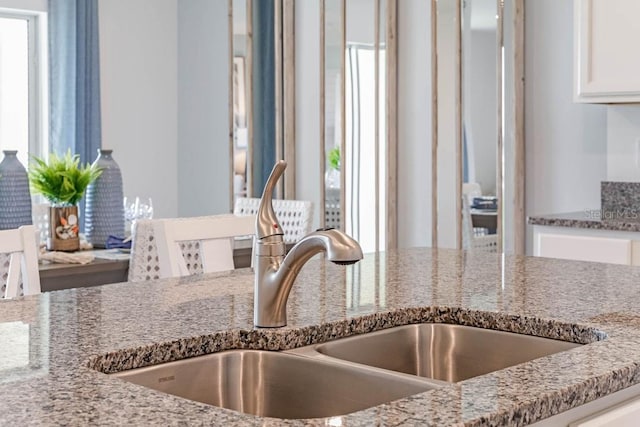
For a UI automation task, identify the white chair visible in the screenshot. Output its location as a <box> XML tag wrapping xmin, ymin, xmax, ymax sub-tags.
<box><xmin>128</xmin><ymin>215</ymin><xmax>256</xmax><ymax>282</ymax></box>
<box><xmin>0</xmin><ymin>225</ymin><xmax>41</xmax><ymax>298</ymax></box>
<box><xmin>462</xmin><ymin>182</ymin><xmax>482</xmax><ymax>206</ymax></box>
<box><xmin>462</xmin><ymin>197</ymin><xmax>498</xmax><ymax>253</ymax></box>
<box><xmin>234</xmin><ymin>197</ymin><xmax>313</xmax><ymax>243</ymax></box>
<box><xmin>154</xmin><ymin>215</ymin><xmax>255</xmax><ymax>279</ymax></box>
<box><xmin>324</xmin><ymin>188</ymin><xmax>341</xmax><ymax>231</ymax></box>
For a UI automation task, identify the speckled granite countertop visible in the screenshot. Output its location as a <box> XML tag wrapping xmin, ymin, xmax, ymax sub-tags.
<box><xmin>528</xmin><ymin>210</ymin><xmax>640</xmax><ymax>232</ymax></box>
<box><xmin>3</xmin><ymin>248</ymin><xmax>640</xmax><ymax>426</ymax></box>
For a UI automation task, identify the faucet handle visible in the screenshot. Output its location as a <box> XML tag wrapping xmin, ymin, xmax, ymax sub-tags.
<box><xmin>256</xmin><ymin>160</ymin><xmax>287</xmax><ymax>240</ymax></box>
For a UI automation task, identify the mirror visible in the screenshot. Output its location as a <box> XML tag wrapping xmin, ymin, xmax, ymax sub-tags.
<box><xmin>94</xmin><ymin>0</ymin><xmax>521</xmax><ymax>253</ymax></box>
<box><xmin>320</xmin><ymin>0</ymin><xmax>396</xmax><ymax>252</ymax></box>
<box><xmin>232</xmin><ymin>0</ymin><xmax>250</xmax><ymax>205</ymax></box>
<box><xmin>435</xmin><ymin>0</ymin><xmax>462</xmax><ymax>249</ymax></box>
<box><xmin>462</xmin><ymin>0</ymin><xmax>500</xmax><ymax>246</ymax></box>
<box><xmin>227</xmin><ymin>0</ymin><xmax>399</xmax><ymax>250</ymax></box>
<box><xmin>433</xmin><ymin>0</ymin><xmax>524</xmax><ymax>254</ymax></box>
<box><xmin>344</xmin><ymin>0</ymin><xmax>386</xmax><ymax>253</ymax></box>
<box><xmin>230</xmin><ymin>0</ymin><xmax>297</xmax><ymax>206</ymax></box>
<box><xmin>250</xmin><ymin>0</ymin><xmax>279</xmax><ymax>197</ymax></box>
<box><xmin>322</xmin><ymin>0</ymin><xmax>343</xmax><ymax>230</ymax></box>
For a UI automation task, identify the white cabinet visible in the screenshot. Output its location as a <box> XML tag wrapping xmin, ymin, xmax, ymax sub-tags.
<box><xmin>574</xmin><ymin>0</ymin><xmax>640</xmax><ymax>103</ymax></box>
<box><xmin>530</xmin><ymin>383</ymin><xmax>640</xmax><ymax>426</ymax></box>
<box><xmin>533</xmin><ymin>225</ymin><xmax>640</xmax><ymax>265</ymax></box>
<box><xmin>570</xmin><ymin>396</ymin><xmax>640</xmax><ymax>427</ymax></box>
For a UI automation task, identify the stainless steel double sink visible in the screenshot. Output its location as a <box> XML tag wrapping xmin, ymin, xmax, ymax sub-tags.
<box><xmin>112</xmin><ymin>324</ymin><xmax>581</xmax><ymax>419</ymax></box>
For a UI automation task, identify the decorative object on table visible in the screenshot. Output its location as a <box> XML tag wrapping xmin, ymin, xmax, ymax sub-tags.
<box><xmin>84</xmin><ymin>149</ymin><xmax>125</xmax><ymax>248</ymax></box>
<box><xmin>123</xmin><ymin>196</ymin><xmax>153</xmax><ymax>236</ymax></box>
<box><xmin>0</xmin><ymin>150</ymin><xmax>33</xmax><ymax>230</ymax></box>
<box><xmin>39</xmin><ymin>249</ymin><xmax>95</xmax><ymax>265</ymax></box>
<box><xmin>105</xmin><ymin>235</ymin><xmax>131</xmax><ymax>250</ymax></box>
<box><xmin>28</xmin><ymin>151</ymin><xmax>101</xmax><ymax>252</ymax></box>
<box><xmin>325</xmin><ymin>146</ymin><xmax>341</xmax><ymax>190</ymax></box>
<box><xmin>471</xmin><ymin>196</ymin><xmax>498</xmax><ymax>210</ymax></box>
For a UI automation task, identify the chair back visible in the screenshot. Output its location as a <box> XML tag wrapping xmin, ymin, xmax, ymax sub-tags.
<box><xmin>0</xmin><ymin>225</ymin><xmax>41</xmax><ymax>298</ymax></box>
<box><xmin>462</xmin><ymin>182</ymin><xmax>482</xmax><ymax>206</ymax></box>
<box><xmin>461</xmin><ymin>197</ymin><xmax>498</xmax><ymax>253</ymax></box>
<box><xmin>234</xmin><ymin>197</ymin><xmax>312</xmax><ymax>243</ymax></box>
<box><xmin>129</xmin><ymin>215</ymin><xmax>255</xmax><ymax>281</ymax></box>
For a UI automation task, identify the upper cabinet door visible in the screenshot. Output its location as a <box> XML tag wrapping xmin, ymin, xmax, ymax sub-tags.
<box><xmin>574</xmin><ymin>0</ymin><xmax>640</xmax><ymax>103</ymax></box>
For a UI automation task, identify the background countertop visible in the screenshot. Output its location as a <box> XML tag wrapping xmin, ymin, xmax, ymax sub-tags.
<box><xmin>3</xmin><ymin>248</ymin><xmax>640</xmax><ymax>425</ymax></box>
<box><xmin>528</xmin><ymin>210</ymin><xmax>640</xmax><ymax>232</ymax></box>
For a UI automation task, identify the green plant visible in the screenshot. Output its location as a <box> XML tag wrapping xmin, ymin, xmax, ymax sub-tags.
<box><xmin>328</xmin><ymin>146</ymin><xmax>340</xmax><ymax>171</ymax></box>
<box><xmin>29</xmin><ymin>150</ymin><xmax>102</xmax><ymax>206</ymax></box>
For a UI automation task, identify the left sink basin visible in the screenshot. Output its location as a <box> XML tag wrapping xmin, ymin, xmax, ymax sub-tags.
<box><xmin>112</xmin><ymin>349</ymin><xmax>437</xmax><ymax>419</ymax></box>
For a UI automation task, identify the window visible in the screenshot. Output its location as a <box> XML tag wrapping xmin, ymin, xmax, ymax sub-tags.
<box><xmin>345</xmin><ymin>45</ymin><xmax>387</xmax><ymax>254</ymax></box>
<box><xmin>0</xmin><ymin>10</ymin><xmax>48</xmax><ymax>167</ymax></box>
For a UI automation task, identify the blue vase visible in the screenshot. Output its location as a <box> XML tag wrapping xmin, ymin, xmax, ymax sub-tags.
<box><xmin>0</xmin><ymin>150</ymin><xmax>32</xmax><ymax>230</ymax></box>
<box><xmin>85</xmin><ymin>149</ymin><xmax>125</xmax><ymax>248</ymax></box>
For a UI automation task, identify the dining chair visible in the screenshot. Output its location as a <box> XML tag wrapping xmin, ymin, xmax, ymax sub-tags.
<box><xmin>462</xmin><ymin>182</ymin><xmax>482</xmax><ymax>206</ymax></box>
<box><xmin>323</xmin><ymin>189</ymin><xmax>341</xmax><ymax>231</ymax></box>
<box><xmin>128</xmin><ymin>215</ymin><xmax>256</xmax><ymax>282</ymax></box>
<box><xmin>461</xmin><ymin>197</ymin><xmax>498</xmax><ymax>253</ymax></box>
<box><xmin>0</xmin><ymin>225</ymin><xmax>41</xmax><ymax>298</ymax></box>
<box><xmin>234</xmin><ymin>197</ymin><xmax>313</xmax><ymax>243</ymax></box>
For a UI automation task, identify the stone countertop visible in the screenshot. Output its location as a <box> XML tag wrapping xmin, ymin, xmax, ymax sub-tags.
<box><xmin>528</xmin><ymin>210</ymin><xmax>640</xmax><ymax>232</ymax></box>
<box><xmin>3</xmin><ymin>248</ymin><xmax>640</xmax><ymax>426</ymax></box>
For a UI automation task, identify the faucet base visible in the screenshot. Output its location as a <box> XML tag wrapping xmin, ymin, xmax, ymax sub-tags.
<box><xmin>253</xmin><ymin>313</ymin><xmax>287</xmax><ymax>329</ymax></box>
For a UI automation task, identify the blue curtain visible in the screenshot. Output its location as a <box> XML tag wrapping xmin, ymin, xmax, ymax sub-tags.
<box><xmin>252</xmin><ymin>0</ymin><xmax>276</xmax><ymax>196</ymax></box>
<box><xmin>49</xmin><ymin>0</ymin><xmax>102</xmax><ymax>231</ymax></box>
<box><xmin>48</xmin><ymin>0</ymin><xmax>102</xmax><ymax>165</ymax></box>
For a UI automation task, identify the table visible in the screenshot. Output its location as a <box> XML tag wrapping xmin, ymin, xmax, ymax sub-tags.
<box><xmin>38</xmin><ymin>244</ymin><xmax>274</xmax><ymax>293</ymax></box>
<box><xmin>39</xmin><ymin>251</ymin><xmax>129</xmax><ymax>292</ymax></box>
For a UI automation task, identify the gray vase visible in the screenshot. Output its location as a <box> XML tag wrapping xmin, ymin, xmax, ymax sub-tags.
<box><xmin>85</xmin><ymin>149</ymin><xmax>125</xmax><ymax>247</ymax></box>
<box><xmin>0</xmin><ymin>150</ymin><xmax>33</xmax><ymax>230</ymax></box>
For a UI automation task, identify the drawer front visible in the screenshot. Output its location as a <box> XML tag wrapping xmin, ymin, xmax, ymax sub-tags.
<box><xmin>536</xmin><ymin>233</ymin><xmax>631</xmax><ymax>265</ymax></box>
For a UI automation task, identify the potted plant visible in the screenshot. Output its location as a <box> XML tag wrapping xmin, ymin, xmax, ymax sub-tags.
<box><xmin>325</xmin><ymin>146</ymin><xmax>341</xmax><ymax>190</ymax></box>
<box><xmin>328</xmin><ymin>146</ymin><xmax>340</xmax><ymax>172</ymax></box>
<box><xmin>28</xmin><ymin>151</ymin><xmax>102</xmax><ymax>251</ymax></box>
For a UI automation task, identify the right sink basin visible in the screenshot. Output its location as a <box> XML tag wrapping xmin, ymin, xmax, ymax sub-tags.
<box><xmin>314</xmin><ymin>324</ymin><xmax>582</xmax><ymax>383</ymax></box>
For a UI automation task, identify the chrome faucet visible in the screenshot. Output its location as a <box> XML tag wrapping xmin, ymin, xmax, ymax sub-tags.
<box><xmin>254</xmin><ymin>160</ymin><xmax>363</xmax><ymax>328</ymax></box>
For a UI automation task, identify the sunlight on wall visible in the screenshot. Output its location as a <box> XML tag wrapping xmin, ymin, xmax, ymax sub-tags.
<box><xmin>0</xmin><ymin>17</ymin><xmax>29</xmax><ymax>166</ymax></box>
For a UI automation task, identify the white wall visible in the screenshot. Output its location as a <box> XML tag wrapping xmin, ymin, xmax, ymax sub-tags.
<box><xmin>607</xmin><ymin>105</ymin><xmax>640</xmax><ymax>182</ymax></box>
<box><xmin>466</xmin><ymin>30</ymin><xmax>497</xmax><ymax>196</ymax></box>
<box><xmin>295</xmin><ymin>0</ymin><xmax>321</xmax><ymax>229</ymax></box>
<box><xmin>397</xmin><ymin>0</ymin><xmax>431</xmax><ymax>248</ymax></box>
<box><xmin>99</xmin><ymin>0</ymin><xmax>178</xmax><ymax>219</ymax></box>
<box><xmin>346</xmin><ymin>0</ymin><xmax>375</xmax><ymax>44</ymax></box>
<box><xmin>293</xmin><ymin>0</ymin><xmax>433</xmax><ymax>248</ymax></box>
<box><xmin>177</xmin><ymin>0</ymin><xmax>230</xmax><ymax>217</ymax></box>
<box><xmin>436</xmin><ymin>0</ymin><xmax>458</xmax><ymax>249</ymax></box>
<box><xmin>524</xmin><ymin>0</ymin><xmax>607</xmax><ymax>254</ymax></box>
<box><xmin>0</xmin><ymin>0</ymin><xmax>45</xmax><ymax>12</ymax></box>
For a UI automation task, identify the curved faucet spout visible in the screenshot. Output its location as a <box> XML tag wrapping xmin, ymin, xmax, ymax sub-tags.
<box><xmin>254</xmin><ymin>229</ymin><xmax>363</xmax><ymax>328</ymax></box>
<box><xmin>253</xmin><ymin>161</ymin><xmax>363</xmax><ymax>328</ymax></box>
<box><xmin>256</xmin><ymin>160</ymin><xmax>286</xmax><ymax>240</ymax></box>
